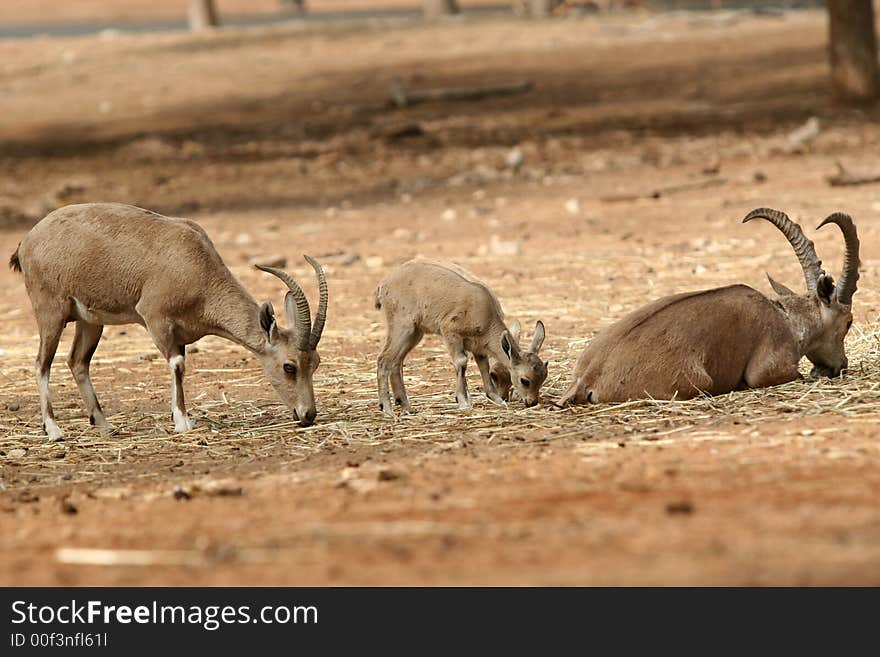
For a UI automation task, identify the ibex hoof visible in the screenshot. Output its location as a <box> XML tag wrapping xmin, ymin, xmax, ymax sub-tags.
<box><xmin>173</xmin><ymin>415</ymin><xmax>194</xmax><ymax>433</ymax></box>
<box><xmin>97</xmin><ymin>423</ymin><xmax>117</xmax><ymax>436</ymax></box>
<box><xmin>43</xmin><ymin>422</ymin><xmax>64</xmax><ymax>442</ymax></box>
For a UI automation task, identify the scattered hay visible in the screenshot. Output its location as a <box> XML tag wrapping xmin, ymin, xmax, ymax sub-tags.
<box><xmin>2</xmin><ymin>322</ymin><xmax>879</xmax><ymax>493</ymax></box>
<box><xmin>2</xmin><ymin>245</ymin><xmax>879</xmax><ymax>493</ymax></box>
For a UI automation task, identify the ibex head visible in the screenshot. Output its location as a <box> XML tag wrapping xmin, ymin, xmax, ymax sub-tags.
<box><xmin>256</xmin><ymin>256</ymin><xmax>327</xmax><ymax>426</ymax></box>
<box><xmin>743</xmin><ymin>208</ymin><xmax>859</xmax><ymax>378</ymax></box>
<box><xmin>491</xmin><ymin>319</ymin><xmax>548</xmax><ymax>407</ymax></box>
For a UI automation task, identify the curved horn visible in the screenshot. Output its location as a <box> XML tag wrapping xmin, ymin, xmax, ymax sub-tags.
<box><xmin>303</xmin><ymin>255</ymin><xmax>327</xmax><ymax>350</ymax></box>
<box><xmin>742</xmin><ymin>208</ymin><xmax>824</xmax><ymax>292</ymax></box>
<box><xmin>816</xmin><ymin>212</ymin><xmax>860</xmax><ymax>305</ymax></box>
<box><xmin>255</xmin><ymin>264</ymin><xmax>312</xmax><ymax>349</ymax></box>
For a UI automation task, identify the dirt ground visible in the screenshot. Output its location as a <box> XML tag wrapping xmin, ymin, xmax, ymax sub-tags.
<box><xmin>2</xmin><ymin>10</ymin><xmax>880</xmax><ymax>586</ymax></box>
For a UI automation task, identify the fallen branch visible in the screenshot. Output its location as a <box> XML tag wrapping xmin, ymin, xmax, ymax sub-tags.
<box><xmin>600</xmin><ymin>177</ymin><xmax>727</xmax><ymax>203</ymax></box>
<box><xmin>390</xmin><ymin>79</ymin><xmax>533</xmax><ymax>108</ymax></box>
<box><xmin>56</xmin><ymin>547</ymin><xmax>207</xmax><ymax>567</ymax></box>
<box><xmin>826</xmin><ymin>161</ymin><xmax>880</xmax><ymax>187</ymax></box>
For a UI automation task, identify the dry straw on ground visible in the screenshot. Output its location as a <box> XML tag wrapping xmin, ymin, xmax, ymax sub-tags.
<box><xmin>2</xmin><ymin>316</ymin><xmax>878</xmax><ymax>492</ymax></box>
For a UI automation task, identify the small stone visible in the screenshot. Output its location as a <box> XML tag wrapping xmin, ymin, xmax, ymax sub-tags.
<box><xmin>320</xmin><ymin>252</ymin><xmax>360</xmax><ymax>266</ymax></box>
<box><xmin>377</xmin><ymin>468</ymin><xmax>403</xmax><ymax>482</ymax></box>
<box><xmin>7</xmin><ymin>448</ymin><xmax>27</xmax><ymax>459</ymax></box>
<box><xmin>248</xmin><ymin>254</ymin><xmax>287</xmax><ymax>268</ymax></box>
<box><xmin>564</xmin><ymin>198</ymin><xmax>581</xmax><ymax>215</ymax></box>
<box><xmin>666</xmin><ymin>500</ymin><xmax>694</xmax><ymax>515</ymax></box>
<box><xmin>787</xmin><ymin>116</ymin><xmax>820</xmax><ymax>146</ymax></box>
<box><xmin>442</xmin><ymin>209</ymin><xmax>457</xmax><ymax>222</ymax></box>
<box><xmin>197</xmin><ymin>480</ymin><xmax>243</xmax><ymax>497</ymax></box>
<box><xmin>488</xmin><ymin>235</ymin><xmax>521</xmax><ymax>256</ymax></box>
<box><xmin>6</xmin><ymin>402</ymin><xmax>20</xmax><ymax>412</ymax></box>
<box><xmin>172</xmin><ymin>485</ymin><xmax>192</xmax><ymax>501</ymax></box>
<box><xmin>365</xmin><ymin>256</ymin><xmax>384</xmax><ymax>269</ymax></box>
<box><xmin>17</xmin><ymin>490</ymin><xmax>39</xmax><ymax>503</ymax></box>
<box><xmin>753</xmin><ymin>170</ymin><xmax>767</xmax><ymax>183</ymax></box>
<box><xmin>60</xmin><ymin>498</ymin><xmax>78</xmax><ymax>515</ymax></box>
<box><xmin>505</xmin><ymin>147</ymin><xmax>524</xmax><ymax>170</ymax></box>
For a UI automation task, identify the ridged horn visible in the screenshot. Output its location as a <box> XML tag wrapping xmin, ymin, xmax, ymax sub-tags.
<box><xmin>742</xmin><ymin>207</ymin><xmax>824</xmax><ymax>292</ymax></box>
<box><xmin>304</xmin><ymin>255</ymin><xmax>327</xmax><ymax>350</ymax></box>
<box><xmin>816</xmin><ymin>212</ymin><xmax>860</xmax><ymax>305</ymax></box>
<box><xmin>255</xmin><ymin>264</ymin><xmax>312</xmax><ymax>350</ymax></box>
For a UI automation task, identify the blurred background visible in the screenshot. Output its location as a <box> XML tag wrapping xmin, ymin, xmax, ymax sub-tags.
<box><xmin>1</xmin><ymin>2</ymin><xmax>880</xmax><ymax>586</ymax></box>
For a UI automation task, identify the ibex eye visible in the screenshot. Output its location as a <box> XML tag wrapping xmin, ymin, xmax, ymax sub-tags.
<box><xmin>520</xmin><ymin>378</ymin><xmax>530</xmax><ymax>387</ymax></box>
<box><xmin>283</xmin><ymin>363</ymin><xmax>297</xmax><ymax>377</ymax></box>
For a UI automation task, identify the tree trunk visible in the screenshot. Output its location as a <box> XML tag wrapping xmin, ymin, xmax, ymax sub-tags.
<box><xmin>279</xmin><ymin>0</ymin><xmax>305</xmax><ymax>13</ymax></box>
<box><xmin>828</xmin><ymin>0</ymin><xmax>880</xmax><ymax>102</ymax></box>
<box><xmin>188</xmin><ymin>0</ymin><xmax>219</xmax><ymax>31</ymax></box>
<box><xmin>423</xmin><ymin>0</ymin><xmax>460</xmax><ymax>18</ymax></box>
<box><xmin>528</xmin><ymin>0</ymin><xmax>555</xmax><ymax>17</ymax></box>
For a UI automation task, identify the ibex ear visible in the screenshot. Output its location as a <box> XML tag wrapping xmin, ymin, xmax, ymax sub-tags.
<box><xmin>501</xmin><ymin>330</ymin><xmax>521</xmax><ymax>365</ymax></box>
<box><xmin>767</xmin><ymin>273</ymin><xmax>796</xmax><ymax>297</ymax></box>
<box><xmin>529</xmin><ymin>320</ymin><xmax>545</xmax><ymax>353</ymax></box>
<box><xmin>816</xmin><ymin>275</ymin><xmax>835</xmax><ymax>307</ymax></box>
<box><xmin>508</xmin><ymin>319</ymin><xmax>522</xmax><ymax>343</ymax></box>
<box><xmin>258</xmin><ymin>302</ymin><xmax>278</xmax><ymax>341</ymax></box>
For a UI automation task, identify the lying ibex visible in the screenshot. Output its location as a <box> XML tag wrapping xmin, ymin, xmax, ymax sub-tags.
<box><xmin>375</xmin><ymin>258</ymin><xmax>548</xmax><ymax>413</ymax></box>
<box><xmin>9</xmin><ymin>203</ymin><xmax>327</xmax><ymax>440</ymax></box>
<box><xmin>558</xmin><ymin>208</ymin><xmax>860</xmax><ymax>405</ymax></box>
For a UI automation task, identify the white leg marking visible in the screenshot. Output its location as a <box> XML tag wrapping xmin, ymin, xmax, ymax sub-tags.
<box><xmin>168</xmin><ymin>354</ymin><xmax>193</xmax><ymax>433</ymax></box>
<box><xmin>36</xmin><ymin>367</ymin><xmax>63</xmax><ymax>441</ymax></box>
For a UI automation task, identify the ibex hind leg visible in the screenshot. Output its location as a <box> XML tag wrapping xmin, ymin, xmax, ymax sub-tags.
<box><xmin>67</xmin><ymin>321</ymin><xmax>113</xmax><ymax>434</ymax></box>
<box><xmin>377</xmin><ymin>323</ymin><xmax>421</xmax><ymax>416</ymax></box>
<box><xmin>389</xmin><ymin>328</ymin><xmax>422</xmax><ymax>413</ymax></box>
<box><xmin>34</xmin><ymin>303</ymin><xmax>68</xmax><ymax>441</ymax></box>
<box><xmin>672</xmin><ymin>362</ymin><xmax>714</xmax><ymax>400</ymax></box>
<box><xmin>442</xmin><ymin>334</ymin><xmax>471</xmax><ymax>411</ymax></box>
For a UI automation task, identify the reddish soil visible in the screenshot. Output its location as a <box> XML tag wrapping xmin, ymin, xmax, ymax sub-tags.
<box><xmin>1</xmin><ymin>10</ymin><xmax>879</xmax><ymax>585</ymax></box>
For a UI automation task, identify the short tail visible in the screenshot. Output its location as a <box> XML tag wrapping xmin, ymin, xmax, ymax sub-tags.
<box><xmin>9</xmin><ymin>243</ymin><xmax>21</xmax><ymax>273</ymax></box>
<box><xmin>373</xmin><ymin>286</ymin><xmax>382</xmax><ymax>310</ymax></box>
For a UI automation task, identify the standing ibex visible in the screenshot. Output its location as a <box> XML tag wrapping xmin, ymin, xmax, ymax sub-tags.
<box><xmin>557</xmin><ymin>208</ymin><xmax>860</xmax><ymax>405</ymax></box>
<box><xmin>9</xmin><ymin>203</ymin><xmax>328</xmax><ymax>440</ymax></box>
<box><xmin>375</xmin><ymin>258</ymin><xmax>548</xmax><ymax>414</ymax></box>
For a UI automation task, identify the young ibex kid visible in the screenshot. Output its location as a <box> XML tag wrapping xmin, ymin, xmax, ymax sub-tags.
<box><xmin>375</xmin><ymin>258</ymin><xmax>548</xmax><ymax>414</ymax></box>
